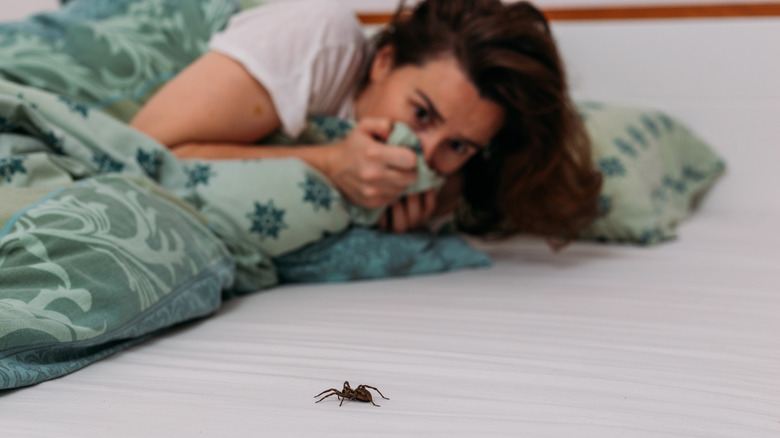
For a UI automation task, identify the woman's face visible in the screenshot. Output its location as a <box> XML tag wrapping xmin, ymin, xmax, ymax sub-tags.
<box><xmin>355</xmin><ymin>46</ymin><xmax>505</xmax><ymax>176</ymax></box>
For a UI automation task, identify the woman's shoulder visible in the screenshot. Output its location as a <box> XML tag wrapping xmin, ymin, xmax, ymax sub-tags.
<box><xmin>224</xmin><ymin>1</ymin><xmax>364</xmax><ymax>46</ymax></box>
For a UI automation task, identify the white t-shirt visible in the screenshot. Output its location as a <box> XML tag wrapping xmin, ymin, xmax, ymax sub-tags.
<box><xmin>209</xmin><ymin>0</ymin><xmax>372</xmax><ymax>137</ymax></box>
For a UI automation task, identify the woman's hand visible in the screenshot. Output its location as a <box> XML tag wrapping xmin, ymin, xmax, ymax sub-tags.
<box><xmin>377</xmin><ymin>189</ymin><xmax>437</xmax><ymax>233</ymax></box>
<box><xmin>377</xmin><ymin>175</ymin><xmax>463</xmax><ymax>233</ymax></box>
<box><xmin>326</xmin><ymin>118</ymin><xmax>418</xmax><ymax>209</ymax></box>
<box><xmin>165</xmin><ymin>116</ymin><xmax>421</xmax><ymax>212</ymax></box>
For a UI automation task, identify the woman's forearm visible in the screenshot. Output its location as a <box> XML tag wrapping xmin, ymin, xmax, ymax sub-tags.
<box><xmin>170</xmin><ymin>119</ymin><xmax>419</xmax><ymax>210</ymax></box>
<box><xmin>171</xmin><ymin>142</ymin><xmax>336</xmax><ymax>177</ymax></box>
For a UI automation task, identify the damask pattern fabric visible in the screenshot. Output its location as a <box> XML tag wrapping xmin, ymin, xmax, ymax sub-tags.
<box><xmin>0</xmin><ymin>174</ymin><xmax>235</xmax><ymax>389</ymax></box>
<box><xmin>0</xmin><ymin>79</ymin><xmax>236</xmax><ymax>388</ymax></box>
<box><xmin>0</xmin><ymin>0</ymin><xmax>242</xmax><ymax>122</ymax></box>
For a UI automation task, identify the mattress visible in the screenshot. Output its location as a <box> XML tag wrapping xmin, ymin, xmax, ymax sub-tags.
<box><xmin>2</xmin><ymin>5</ymin><xmax>779</xmax><ymax>438</ymax></box>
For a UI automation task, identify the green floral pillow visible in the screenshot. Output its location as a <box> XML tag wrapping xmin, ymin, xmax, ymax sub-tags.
<box><xmin>0</xmin><ymin>0</ymin><xmax>241</xmax><ymax>122</ymax></box>
<box><xmin>183</xmin><ymin>119</ymin><xmax>444</xmax><ymax>261</ymax></box>
<box><xmin>577</xmin><ymin>102</ymin><xmax>726</xmax><ymax>245</ymax></box>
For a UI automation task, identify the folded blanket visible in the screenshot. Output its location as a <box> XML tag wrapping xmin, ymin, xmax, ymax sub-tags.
<box><xmin>0</xmin><ymin>174</ymin><xmax>235</xmax><ymax>389</ymax></box>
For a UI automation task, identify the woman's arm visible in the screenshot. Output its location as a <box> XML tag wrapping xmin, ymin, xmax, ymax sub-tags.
<box><xmin>131</xmin><ymin>52</ymin><xmax>282</xmax><ymax>147</ymax></box>
<box><xmin>169</xmin><ymin>121</ymin><xmax>419</xmax><ymax>210</ymax></box>
<box><xmin>132</xmin><ymin>53</ymin><xmax>418</xmax><ymax>209</ymax></box>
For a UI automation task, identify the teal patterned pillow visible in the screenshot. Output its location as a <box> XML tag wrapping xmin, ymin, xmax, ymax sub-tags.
<box><xmin>276</xmin><ymin>226</ymin><xmax>491</xmax><ymax>283</ymax></box>
<box><xmin>0</xmin><ymin>174</ymin><xmax>234</xmax><ymax>389</ymax></box>
<box><xmin>578</xmin><ymin>102</ymin><xmax>726</xmax><ymax>245</ymax></box>
<box><xmin>0</xmin><ymin>0</ymin><xmax>241</xmax><ymax>122</ymax></box>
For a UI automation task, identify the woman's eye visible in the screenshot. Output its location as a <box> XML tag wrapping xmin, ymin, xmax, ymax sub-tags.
<box><xmin>414</xmin><ymin>105</ymin><xmax>431</xmax><ymax>125</ymax></box>
<box><xmin>450</xmin><ymin>141</ymin><xmax>470</xmax><ymax>155</ymax></box>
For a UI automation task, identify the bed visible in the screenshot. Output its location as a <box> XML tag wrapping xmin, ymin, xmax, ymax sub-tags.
<box><xmin>1</xmin><ymin>1</ymin><xmax>779</xmax><ymax>437</ymax></box>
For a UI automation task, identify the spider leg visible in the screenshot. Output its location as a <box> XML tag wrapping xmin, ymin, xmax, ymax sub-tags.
<box><xmin>365</xmin><ymin>392</ymin><xmax>381</xmax><ymax>407</ymax></box>
<box><xmin>361</xmin><ymin>385</ymin><xmax>390</xmax><ymax>400</ymax></box>
<box><xmin>314</xmin><ymin>388</ymin><xmax>339</xmax><ymax>398</ymax></box>
<box><xmin>315</xmin><ymin>390</ymin><xmax>342</xmax><ymax>403</ymax></box>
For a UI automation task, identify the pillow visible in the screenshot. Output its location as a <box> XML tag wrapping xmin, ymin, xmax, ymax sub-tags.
<box><xmin>577</xmin><ymin>102</ymin><xmax>726</xmax><ymax>245</ymax></box>
<box><xmin>0</xmin><ymin>0</ymin><xmax>241</xmax><ymax>122</ymax></box>
<box><xmin>276</xmin><ymin>226</ymin><xmax>491</xmax><ymax>283</ymax></box>
<box><xmin>0</xmin><ymin>174</ymin><xmax>235</xmax><ymax>390</ymax></box>
<box><xmin>183</xmin><ymin>119</ymin><xmax>444</xmax><ymax>260</ymax></box>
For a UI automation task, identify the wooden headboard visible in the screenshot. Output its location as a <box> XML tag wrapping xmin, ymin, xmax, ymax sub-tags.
<box><xmin>357</xmin><ymin>2</ymin><xmax>780</xmax><ymax>24</ymax></box>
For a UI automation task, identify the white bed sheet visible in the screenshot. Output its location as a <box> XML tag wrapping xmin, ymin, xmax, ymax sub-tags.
<box><xmin>2</xmin><ymin>8</ymin><xmax>779</xmax><ymax>438</ymax></box>
<box><xmin>3</xmin><ymin>208</ymin><xmax>778</xmax><ymax>437</ymax></box>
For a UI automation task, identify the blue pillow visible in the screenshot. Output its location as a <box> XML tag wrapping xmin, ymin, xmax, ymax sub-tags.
<box><xmin>276</xmin><ymin>226</ymin><xmax>491</xmax><ymax>283</ymax></box>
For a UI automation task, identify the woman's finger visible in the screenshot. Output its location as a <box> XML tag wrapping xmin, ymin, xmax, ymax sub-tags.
<box><xmin>357</xmin><ymin>117</ymin><xmax>394</xmax><ymax>142</ymax></box>
<box><xmin>358</xmin><ymin>118</ymin><xmax>417</xmax><ymax>171</ymax></box>
<box><xmin>422</xmin><ymin>189</ymin><xmax>437</xmax><ymax>220</ymax></box>
<box><xmin>377</xmin><ymin>146</ymin><xmax>417</xmax><ymax>172</ymax></box>
<box><xmin>391</xmin><ymin>201</ymin><xmax>408</xmax><ymax>233</ymax></box>
<box><xmin>404</xmin><ymin>193</ymin><xmax>422</xmax><ymax>229</ymax></box>
<box><xmin>379</xmin><ymin>167</ymin><xmax>418</xmax><ymax>193</ymax></box>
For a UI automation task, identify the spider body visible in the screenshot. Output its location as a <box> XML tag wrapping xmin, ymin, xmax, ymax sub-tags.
<box><xmin>314</xmin><ymin>381</ymin><xmax>389</xmax><ymax>407</ymax></box>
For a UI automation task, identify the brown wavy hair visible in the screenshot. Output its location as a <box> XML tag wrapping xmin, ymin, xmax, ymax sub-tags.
<box><xmin>374</xmin><ymin>0</ymin><xmax>603</xmax><ymax>249</ymax></box>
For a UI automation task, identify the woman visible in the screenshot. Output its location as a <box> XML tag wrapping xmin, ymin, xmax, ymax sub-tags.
<box><xmin>131</xmin><ymin>0</ymin><xmax>602</xmax><ymax>248</ymax></box>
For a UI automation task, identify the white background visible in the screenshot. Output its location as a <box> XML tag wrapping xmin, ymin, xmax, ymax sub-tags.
<box><xmin>3</xmin><ymin>0</ymin><xmax>58</xmax><ymax>19</ymax></box>
<box><xmin>262</xmin><ymin>0</ymin><xmax>780</xmax><ymax>13</ymax></box>
<box><xmin>261</xmin><ymin>0</ymin><xmax>779</xmax><ymax>13</ymax></box>
<box><xmin>5</xmin><ymin>0</ymin><xmax>780</xmax><ymax>16</ymax></box>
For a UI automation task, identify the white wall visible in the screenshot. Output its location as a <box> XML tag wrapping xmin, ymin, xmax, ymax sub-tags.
<box><xmin>551</xmin><ymin>17</ymin><xmax>780</xmax><ymax>213</ymax></box>
<box><xmin>4</xmin><ymin>0</ymin><xmax>779</xmax><ymax>16</ymax></box>
<box><xmin>1</xmin><ymin>0</ymin><xmax>58</xmax><ymax>20</ymax></box>
<box><xmin>266</xmin><ymin>0</ymin><xmax>780</xmax><ymax>13</ymax></box>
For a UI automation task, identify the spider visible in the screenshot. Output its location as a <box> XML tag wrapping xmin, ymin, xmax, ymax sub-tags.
<box><xmin>314</xmin><ymin>381</ymin><xmax>389</xmax><ymax>407</ymax></box>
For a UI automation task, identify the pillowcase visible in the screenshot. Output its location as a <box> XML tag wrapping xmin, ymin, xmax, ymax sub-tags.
<box><xmin>0</xmin><ymin>174</ymin><xmax>234</xmax><ymax>390</ymax></box>
<box><xmin>0</xmin><ymin>0</ymin><xmax>241</xmax><ymax>122</ymax></box>
<box><xmin>276</xmin><ymin>226</ymin><xmax>492</xmax><ymax>283</ymax></box>
<box><xmin>183</xmin><ymin>119</ymin><xmax>444</xmax><ymax>260</ymax></box>
<box><xmin>577</xmin><ymin>101</ymin><xmax>726</xmax><ymax>245</ymax></box>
